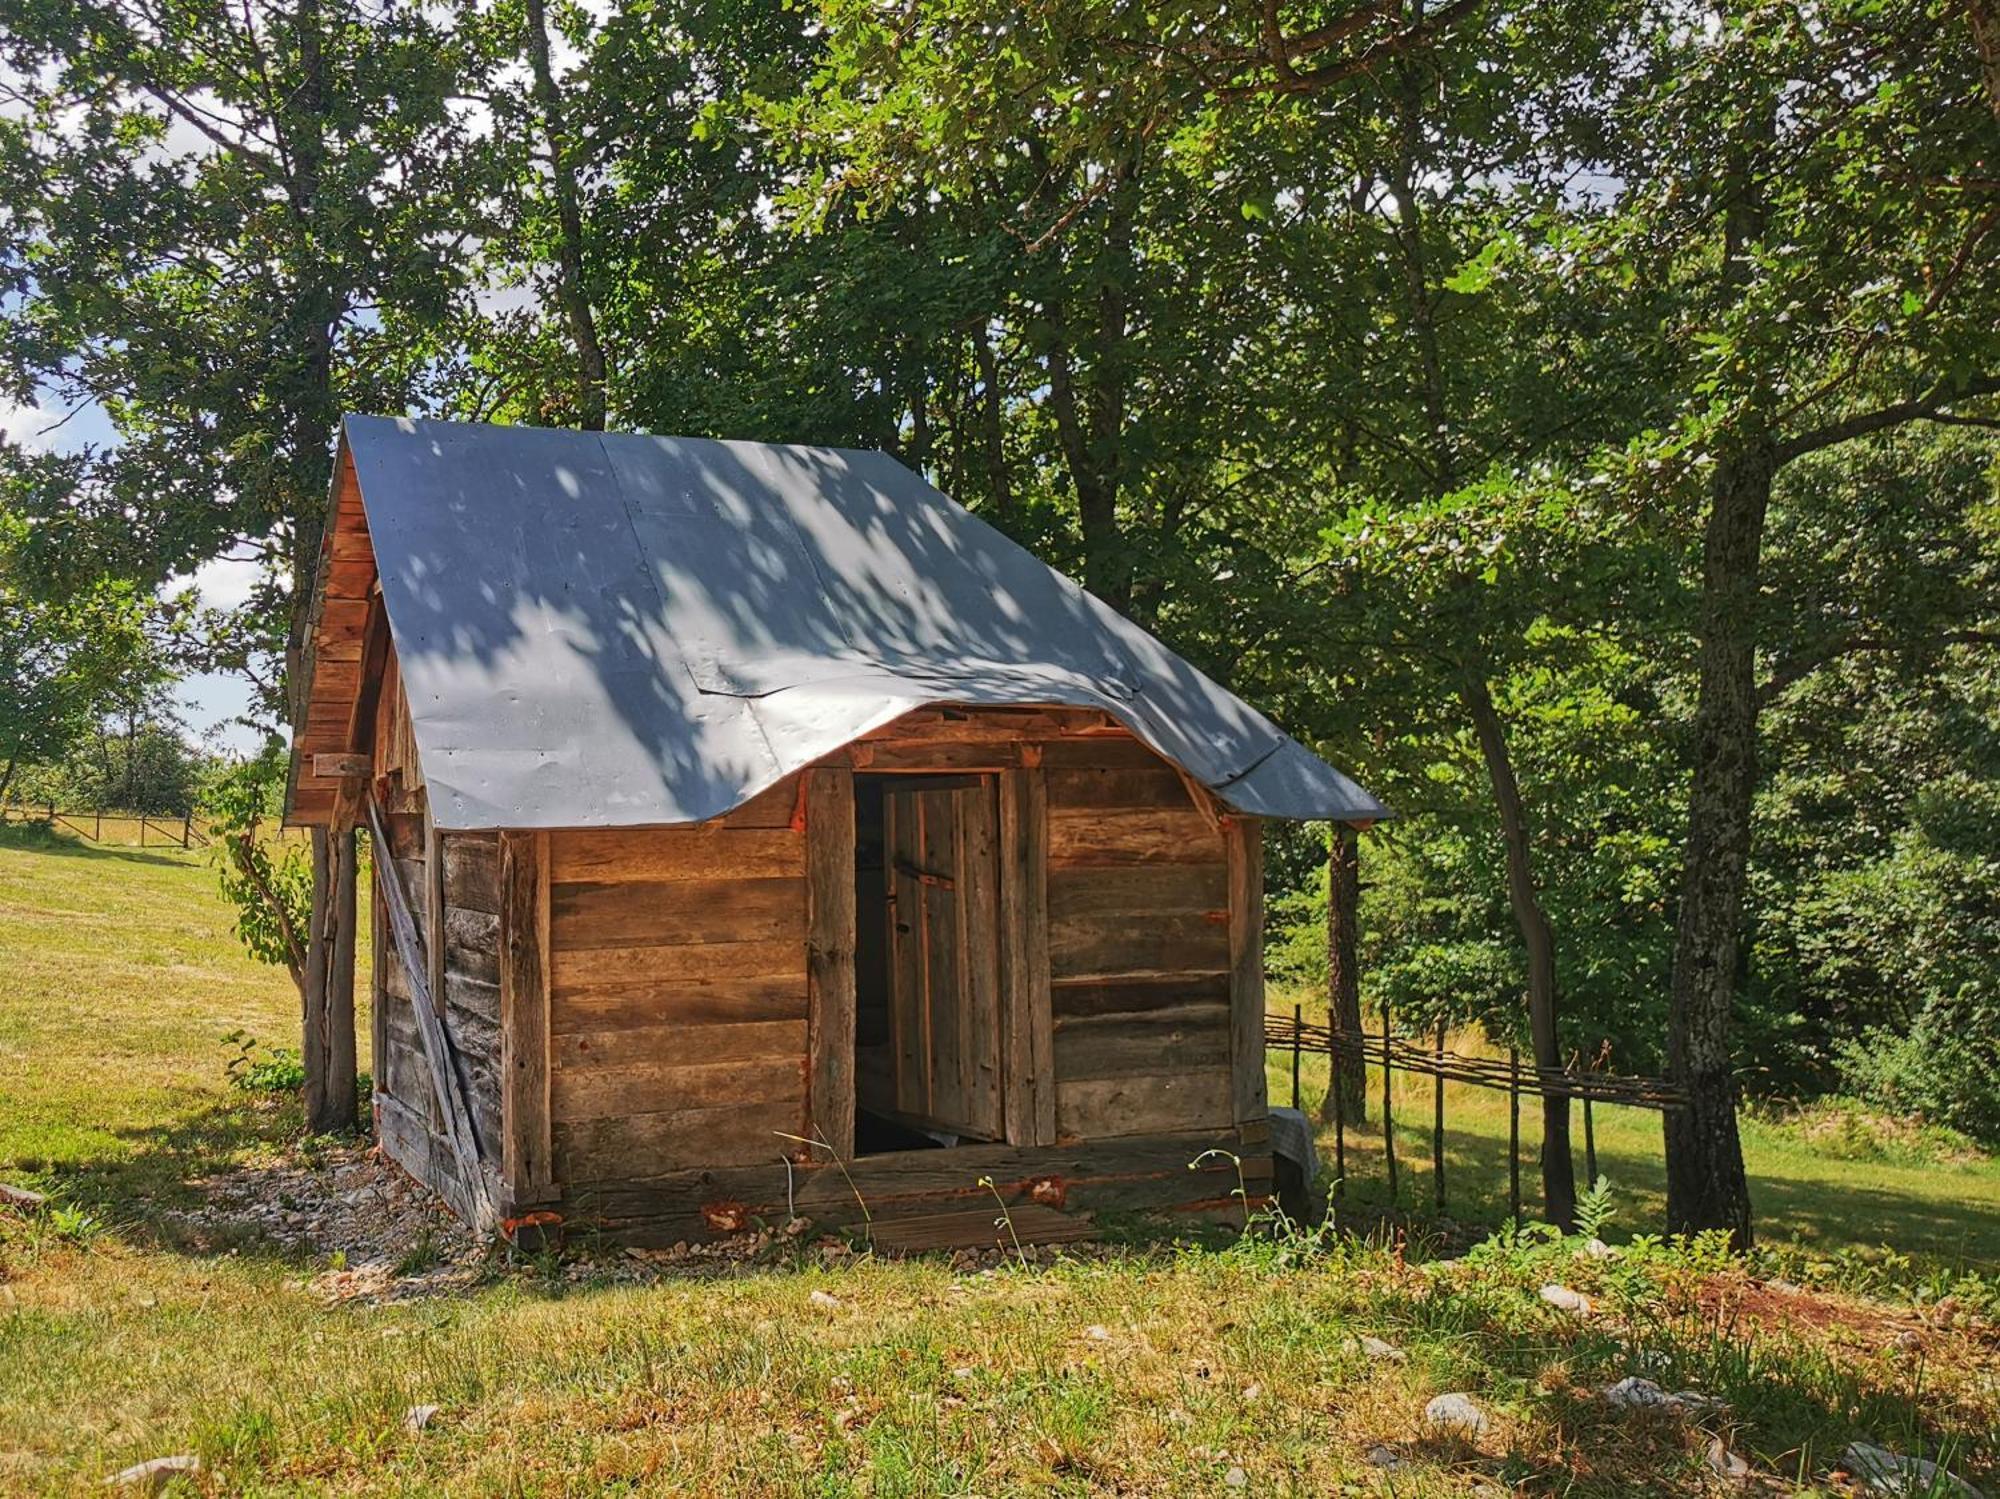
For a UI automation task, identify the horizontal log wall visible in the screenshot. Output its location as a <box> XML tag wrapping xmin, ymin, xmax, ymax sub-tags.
<box><xmin>545</xmin><ymin>776</ymin><xmax>810</xmax><ymax>1182</ymax></box>
<box><xmin>1042</xmin><ymin>739</ymin><xmax>1234</xmax><ymax>1138</ymax></box>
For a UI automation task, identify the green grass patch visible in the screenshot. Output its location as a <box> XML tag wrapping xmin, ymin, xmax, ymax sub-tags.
<box><xmin>0</xmin><ymin>824</ymin><xmax>1995</xmax><ymax>1494</ymax></box>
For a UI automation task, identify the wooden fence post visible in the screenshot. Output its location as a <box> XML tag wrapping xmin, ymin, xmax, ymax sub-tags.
<box><xmin>1433</xmin><ymin>1020</ymin><xmax>1446</xmax><ymax>1214</ymax></box>
<box><xmin>1290</xmin><ymin>1003</ymin><xmax>1302</xmax><ymax>1111</ymax></box>
<box><xmin>1584</xmin><ymin>1096</ymin><xmax>1598</xmax><ymax>1188</ymax></box>
<box><xmin>1381</xmin><ymin>998</ymin><xmax>1397</xmax><ymax>1201</ymax></box>
<box><xmin>1508</xmin><ymin>1046</ymin><xmax>1522</xmax><ymax>1223</ymax></box>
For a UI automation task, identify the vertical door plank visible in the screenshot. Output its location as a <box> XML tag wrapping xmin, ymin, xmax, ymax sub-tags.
<box><xmin>888</xmin><ymin>792</ymin><xmax>926</xmax><ymax>1117</ymax></box>
<box><xmin>1227</xmin><ymin>815</ymin><xmax>1268</xmax><ymax>1125</ymax></box>
<box><xmin>958</xmin><ymin>782</ymin><xmax>1004</xmax><ymax>1139</ymax></box>
<box><xmin>922</xmin><ymin>787</ymin><xmax>965</xmax><ymax>1126</ymax></box>
<box><xmin>499</xmin><ymin>829</ymin><xmax>555</xmax><ymax>1205</ymax></box>
<box><xmin>804</xmin><ymin>767</ymin><xmax>857</xmax><ymax>1160</ymax></box>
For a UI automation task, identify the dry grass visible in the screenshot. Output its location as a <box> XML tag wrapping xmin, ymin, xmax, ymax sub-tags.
<box><xmin>1</xmin><ymin>824</ymin><xmax>1996</xmax><ymax>1496</ymax></box>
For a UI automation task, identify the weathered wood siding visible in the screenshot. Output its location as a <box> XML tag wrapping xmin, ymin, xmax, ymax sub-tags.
<box><xmin>545</xmin><ymin>777</ymin><xmax>810</xmax><ymax>1182</ymax></box>
<box><xmin>1042</xmin><ymin>738</ymin><xmax>1235</xmax><ymax>1138</ymax></box>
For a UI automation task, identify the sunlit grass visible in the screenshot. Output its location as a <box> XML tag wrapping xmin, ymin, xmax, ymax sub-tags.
<box><xmin>0</xmin><ymin>825</ymin><xmax>1995</xmax><ymax>1494</ymax></box>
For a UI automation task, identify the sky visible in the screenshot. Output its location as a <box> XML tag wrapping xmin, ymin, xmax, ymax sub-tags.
<box><xmin>2</xmin><ymin>388</ymin><xmax>271</xmax><ymax>759</ymax></box>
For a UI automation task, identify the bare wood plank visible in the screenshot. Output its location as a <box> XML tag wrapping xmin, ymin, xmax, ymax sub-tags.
<box><xmin>1056</xmin><ymin>1071</ymin><xmax>1234</xmax><ymax>1139</ymax></box>
<box><xmin>887</xmin><ymin>792</ymin><xmax>925</xmax><ymax>1118</ymax></box>
<box><xmin>1047</xmin><ymin>864</ymin><xmax>1228</xmax><ymax>920</ymax></box>
<box><xmin>1047</xmin><ymin>807</ymin><xmax>1226</xmax><ymax>868</ymax></box>
<box><xmin>314</xmin><ymin>752</ymin><xmax>371</xmax><ymax>778</ymax></box>
<box><xmin>553</xmin><ymin>1055</ymin><xmax>807</xmax><ymax>1123</ymax></box>
<box><xmin>1048</xmin><ymin>912</ymin><xmax>1232</xmax><ymax>983</ymax></box>
<box><xmin>554</xmin><ymin>1100</ymin><xmax>810</xmax><ymax>1179</ymax></box>
<box><xmin>550</xmin><ymin>827</ymin><xmax>804</xmax><ymax>884</ymax></box>
<box><xmin>803</xmin><ymin>766</ymin><xmax>857</xmax><ymax>1159</ymax></box>
<box><xmin>366</xmin><ymin>798</ymin><xmax>495</xmax><ymax>1230</ymax></box>
<box><xmin>959</xmin><ymin>782</ymin><xmax>1004</xmax><ymax>1139</ymax></box>
<box><xmin>551</xmin><ymin>977</ymin><xmax>807</xmax><ymax>1035</ymax></box>
<box><xmin>843</xmin><ymin>740</ymin><xmax>1020</xmax><ymax>773</ymax></box>
<box><xmin>443</xmin><ymin>834</ymin><xmax>501</xmax><ymax>914</ymax></box>
<box><xmin>444</xmin><ymin>907</ymin><xmax>501</xmax><ymax>986</ymax></box>
<box><xmin>555</xmin><ymin>1019</ymin><xmax>807</xmax><ymax>1071</ymax></box>
<box><xmin>1049</xmin><ymin>973</ymin><xmax>1232</xmax><ymax>1017</ymax></box>
<box><xmin>1055</xmin><ymin>1018</ymin><xmax>1230</xmax><ymax>1082</ymax></box>
<box><xmin>499</xmin><ymin>830</ymin><xmax>555</xmax><ymax>1207</ymax></box>
<box><xmin>1038</xmin><ymin>737</ymin><xmax>1160</xmax><ymax>771</ymax></box>
<box><xmin>1021</xmin><ymin>764</ymin><xmax>1056</xmax><ymax>1144</ymax></box>
<box><xmin>553</xmin><ymin>877</ymin><xmax>805</xmax><ymax>950</ymax></box>
<box><xmin>1226</xmin><ymin>817</ymin><xmax>1267</xmax><ymax>1126</ymax></box>
<box><xmin>1044</xmin><ymin>765</ymin><xmax>1192</xmax><ymax>811</ymax></box>
<box><xmin>719</xmin><ymin>776</ymin><xmax>803</xmax><ymax>828</ymax></box>
<box><xmin>551</xmin><ymin>939</ymin><xmax>806</xmax><ymax>1000</ymax></box>
<box><xmin>923</xmin><ymin>788</ymin><xmax>965</xmax><ymax>1125</ymax></box>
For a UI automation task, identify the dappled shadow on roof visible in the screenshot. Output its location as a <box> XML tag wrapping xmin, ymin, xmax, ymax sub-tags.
<box><xmin>339</xmin><ymin>416</ymin><xmax>1383</xmax><ymax>830</ymax></box>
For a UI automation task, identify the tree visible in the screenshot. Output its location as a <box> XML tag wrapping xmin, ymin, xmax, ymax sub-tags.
<box><xmin>1599</xmin><ymin>0</ymin><xmax>2000</xmax><ymax>1245</ymax></box>
<box><xmin>0</xmin><ymin>511</ymin><xmax>149</xmax><ymax>802</ymax></box>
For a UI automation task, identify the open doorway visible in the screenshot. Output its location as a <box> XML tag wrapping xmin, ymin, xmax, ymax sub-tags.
<box><xmin>852</xmin><ymin>774</ymin><xmax>1005</xmax><ymax>1153</ymax></box>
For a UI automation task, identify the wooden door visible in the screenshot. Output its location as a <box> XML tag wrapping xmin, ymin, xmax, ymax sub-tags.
<box><xmin>883</xmin><ymin>778</ymin><xmax>1004</xmax><ymax>1140</ymax></box>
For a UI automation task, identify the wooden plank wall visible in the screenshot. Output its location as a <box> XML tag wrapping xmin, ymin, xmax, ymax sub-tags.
<box><xmin>1042</xmin><ymin>738</ymin><xmax>1236</xmax><ymax>1139</ymax></box>
<box><xmin>544</xmin><ymin>777</ymin><xmax>810</xmax><ymax>1183</ymax></box>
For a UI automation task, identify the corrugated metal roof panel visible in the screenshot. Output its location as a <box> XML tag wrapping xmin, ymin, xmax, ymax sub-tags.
<box><xmin>340</xmin><ymin>414</ymin><xmax>1387</xmax><ymax>829</ymax></box>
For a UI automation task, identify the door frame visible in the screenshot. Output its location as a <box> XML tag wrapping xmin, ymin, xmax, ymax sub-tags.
<box><xmin>803</xmin><ymin>761</ymin><xmax>1055</xmax><ymax>1161</ymax></box>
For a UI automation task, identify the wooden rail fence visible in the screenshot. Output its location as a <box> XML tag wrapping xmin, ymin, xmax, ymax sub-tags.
<box><xmin>0</xmin><ymin>802</ymin><xmax>208</xmax><ymax>849</ymax></box>
<box><xmin>1267</xmin><ymin>1008</ymin><xmax>1685</xmax><ymax>1221</ymax></box>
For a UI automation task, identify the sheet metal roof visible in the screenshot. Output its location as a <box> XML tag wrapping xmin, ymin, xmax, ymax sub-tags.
<box><xmin>338</xmin><ymin>414</ymin><xmax>1387</xmax><ymax>830</ymax></box>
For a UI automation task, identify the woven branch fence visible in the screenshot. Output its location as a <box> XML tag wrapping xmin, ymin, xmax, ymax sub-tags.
<box><xmin>1266</xmin><ymin>1007</ymin><xmax>1685</xmax><ymax>1221</ymax></box>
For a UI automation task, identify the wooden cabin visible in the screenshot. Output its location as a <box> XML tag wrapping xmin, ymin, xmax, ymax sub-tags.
<box><xmin>285</xmin><ymin>416</ymin><xmax>1385</xmax><ymax>1250</ymax></box>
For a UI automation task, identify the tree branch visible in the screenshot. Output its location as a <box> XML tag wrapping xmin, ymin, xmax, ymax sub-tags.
<box><xmin>1777</xmin><ymin>373</ymin><xmax>2000</xmax><ymax>462</ymax></box>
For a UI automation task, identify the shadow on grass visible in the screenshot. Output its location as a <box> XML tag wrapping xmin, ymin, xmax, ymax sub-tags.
<box><xmin>0</xmin><ymin>820</ymin><xmax>200</xmax><ymax>870</ymax></box>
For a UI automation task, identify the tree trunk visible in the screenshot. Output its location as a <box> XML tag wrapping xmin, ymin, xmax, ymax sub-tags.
<box><xmin>525</xmin><ymin>0</ymin><xmax>608</xmax><ymax>431</ymax></box>
<box><xmin>972</xmin><ymin>325</ymin><xmax>1011</xmax><ymax>516</ymax></box>
<box><xmin>1664</xmin><ymin>440</ymin><xmax>1772</xmax><ymax>1249</ymax></box>
<box><xmin>0</xmin><ymin>748</ymin><xmax>16</xmax><ymax>807</ymax></box>
<box><xmin>1320</xmin><ymin>822</ymin><xmax>1369</xmax><ymax>1124</ymax></box>
<box><xmin>1462</xmin><ymin>669</ymin><xmax>1576</xmax><ymax>1231</ymax></box>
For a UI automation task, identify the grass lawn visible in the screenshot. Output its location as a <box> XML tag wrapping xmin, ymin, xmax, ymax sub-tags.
<box><xmin>1261</xmin><ymin>1002</ymin><xmax>2000</xmax><ymax>1280</ymax></box>
<box><xmin>1</xmin><ymin>823</ymin><xmax>1996</xmax><ymax>1496</ymax></box>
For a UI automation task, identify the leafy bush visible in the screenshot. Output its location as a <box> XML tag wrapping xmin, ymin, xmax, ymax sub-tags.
<box><xmin>223</xmin><ymin>1030</ymin><xmax>306</xmax><ymax>1094</ymax></box>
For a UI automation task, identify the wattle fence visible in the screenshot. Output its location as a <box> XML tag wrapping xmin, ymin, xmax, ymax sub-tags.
<box><xmin>1266</xmin><ymin>1007</ymin><xmax>1685</xmax><ymax>1219</ymax></box>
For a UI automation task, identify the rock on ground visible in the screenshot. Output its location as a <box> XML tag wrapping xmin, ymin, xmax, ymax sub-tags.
<box><xmin>1423</xmin><ymin>1392</ymin><xmax>1490</xmax><ymax>1438</ymax></box>
<box><xmin>1842</xmin><ymin>1442</ymin><xmax>1985</xmax><ymax>1498</ymax></box>
<box><xmin>102</xmin><ymin>1455</ymin><xmax>198</xmax><ymax>1492</ymax></box>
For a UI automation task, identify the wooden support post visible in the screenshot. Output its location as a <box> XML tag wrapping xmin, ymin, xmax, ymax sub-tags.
<box><xmin>1433</xmin><ymin>1020</ymin><xmax>1446</xmax><ymax>1214</ymax></box>
<box><xmin>181</xmin><ymin>812</ymin><xmax>191</xmax><ymax>849</ymax></box>
<box><xmin>1291</xmin><ymin>1003</ymin><xmax>1303</xmax><ymax>1112</ymax></box>
<box><xmin>804</xmin><ymin>767</ymin><xmax>858</xmax><ymax>1161</ymax></box>
<box><xmin>1508</xmin><ymin>1046</ymin><xmax>1522</xmax><ymax>1223</ymax></box>
<box><xmin>1227</xmin><ymin>816</ymin><xmax>1267</xmax><ymax>1125</ymax></box>
<box><xmin>304</xmin><ymin>822</ymin><xmax>358</xmax><ymax>1134</ymax></box>
<box><xmin>1000</xmin><ymin>759</ymin><xmax>1055</xmax><ymax>1146</ymax></box>
<box><xmin>499</xmin><ymin>830</ymin><xmax>554</xmax><ymax>1208</ymax></box>
<box><xmin>1381</xmin><ymin>997</ymin><xmax>1397</xmax><ymax>1200</ymax></box>
<box><xmin>301</xmin><ymin>826</ymin><xmax>332</xmax><ymax>1121</ymax></box>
